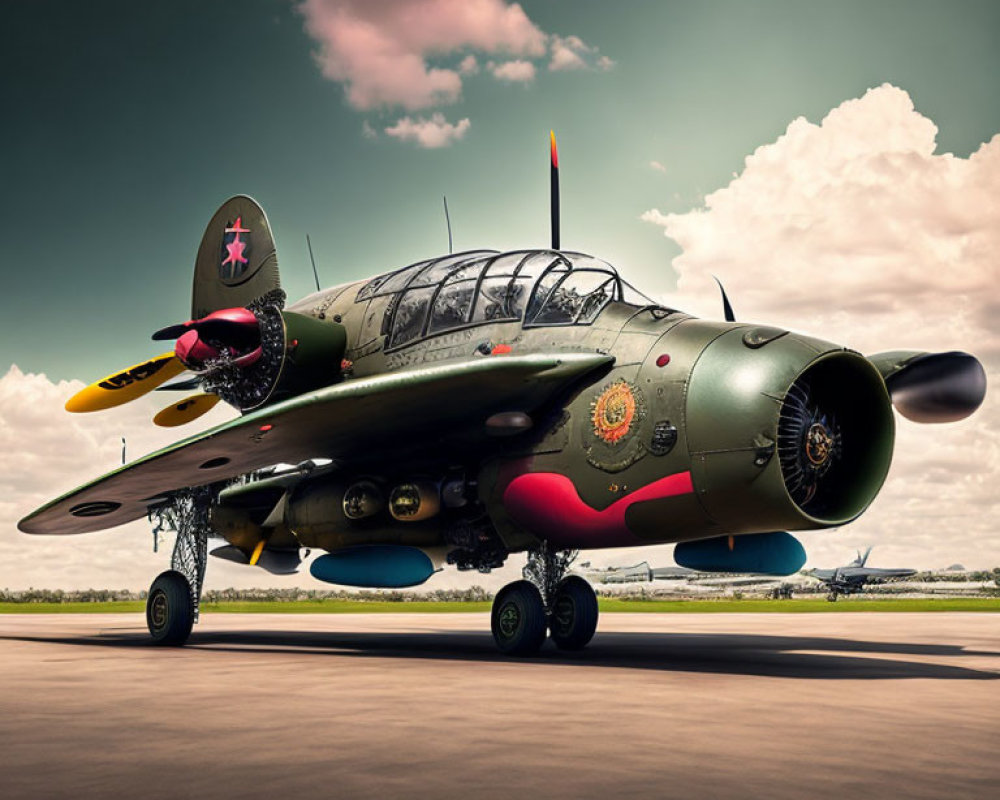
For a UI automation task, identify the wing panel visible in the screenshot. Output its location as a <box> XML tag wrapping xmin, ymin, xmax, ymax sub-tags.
<box><xmin>19</xmin><ymin>353</ymin><xmax>611</xmax><ymax>535</ymax></box>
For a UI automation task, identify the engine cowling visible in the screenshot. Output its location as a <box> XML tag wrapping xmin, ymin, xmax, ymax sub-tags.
<box><xmin>685</xmin><ymin>329</ymin><xmax>895</xmax><ymax>532</ymax></box>
<box><xmin>156</xmin><ymin>302</ymin><xmax>346</xmax><ymax>410</ymax></box>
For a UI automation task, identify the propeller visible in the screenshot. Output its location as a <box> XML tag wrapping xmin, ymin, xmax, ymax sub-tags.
<box><xmin>65</xmin><ymin>353</ymin><xmax>186</xmax><ymax>413</ymax></box>
<box><xmin>152</xmin><ymin>306</ymin><xmax>259</xmax><ymax>343</ymax></box>
<box><xmin>152</xmin><ymin>393</ymin><xmax>221</xmax><ymax>427</ymax></box>
<box><xmin>155</xmin><ymin>375</ymin><xmax>204</xmax><ymax>392</ymax></box>
<box><xmin>66</xmin><ymin>304</ymin><xmax>261</xmax><ymax>416</ymax></box>
<box><xmin>153</xmin><ymin>306</ymin><xmax>263</xmax><ymax>370</ymax></box>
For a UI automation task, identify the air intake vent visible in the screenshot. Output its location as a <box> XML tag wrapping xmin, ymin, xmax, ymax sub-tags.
<box><xmin>777</xmin><ymin>353</ymin><xmax>894</xmax><ymax>524</ymax></box>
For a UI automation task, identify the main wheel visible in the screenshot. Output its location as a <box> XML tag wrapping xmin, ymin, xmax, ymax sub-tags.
<box><xmin>146</xmin><ymin>570</ymin><xmax>194</xmax><ymax>646</ymax></box>
<box><xmin>549</xmin><ymin>575</ymin><xmax>599</xmax><ymax>650</ymax></box>
<box><xmin>491</xmin><ymin>580</ymin><xmax>547</xmax><ymax>655</ymax></box>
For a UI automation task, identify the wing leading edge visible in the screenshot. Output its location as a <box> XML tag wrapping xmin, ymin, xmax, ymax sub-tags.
<box><xmin>20</xmin><ymin>353</ymin><xmax>612</xmax><ymax>536</ymax></box>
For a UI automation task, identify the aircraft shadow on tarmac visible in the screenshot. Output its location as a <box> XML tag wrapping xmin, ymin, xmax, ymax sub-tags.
<box><xmin>4</xmin><ymin>627</ymin><xmax>998</xmax><ymax>681</ymax></box>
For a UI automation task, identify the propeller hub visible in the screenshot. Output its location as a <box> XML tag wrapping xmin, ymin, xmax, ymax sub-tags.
<box><xmin>805</xmin><ymin>422</ymin><xmax>835</xmax><ymax>467</ymax></box>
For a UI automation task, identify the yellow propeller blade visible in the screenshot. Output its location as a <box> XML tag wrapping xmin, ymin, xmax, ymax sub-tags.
<box><xmin>249</xmin><ymin>539</ymin><xmax>267</xmax><ymax>566</ymax></box>
<box><xmin>65</xmin><ymin>354</ymin><xmax>186</xmax><ymax>413</ymax></box>
<box><xmin>152</xmin><ymin>393</ymin><xmax>221</xmax><ymax>427</ymax></box>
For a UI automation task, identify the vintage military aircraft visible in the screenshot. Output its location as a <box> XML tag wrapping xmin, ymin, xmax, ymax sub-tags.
<box><xmin>808</xmin><ymin>547</ymin><xmax>917</xmax><ymax>600</ymax></box>
<box><xmin>19</xmin><ymin>136</ymin><xmax>987</xmax><ymax>654</ymax></box>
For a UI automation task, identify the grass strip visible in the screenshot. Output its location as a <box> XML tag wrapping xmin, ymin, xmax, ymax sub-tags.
<box><xmin>2</xmin><ymin>598</ymin><xmax>998</xmax><ymax>614</ymax></box>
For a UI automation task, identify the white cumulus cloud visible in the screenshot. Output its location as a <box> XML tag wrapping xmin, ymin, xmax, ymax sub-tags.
<box><xmin>299</xmin><ymin>0</ymin><xmax>551</xmax><ymax>109</ymax></box>
<box><xmin>642</xmin><ymin>83</ymin><xmax>1000</xmax><ymax>569</ymax></box>
<box><xmin>490</xmin><ymin>59</ymin><xmax>536</xmax><ymax>83</ymax></box>
<box><xmin>299</xmin><ymin>1</ymin><xmax>611</xmax><ymax>145</ymax></box>
<box><xmin>458</xmin><ymin>54</ymin><xmax>479</xmax><ymax>75</ymax></box>
<box><xmin>384</xmin><ymin>113</ymin><xmax>471</xmax><ymax>148</ymax></box>
<box><xmin>549</xmin><ymin>34</ymin><xmax>615</xmax><ymax>71</ymax></box>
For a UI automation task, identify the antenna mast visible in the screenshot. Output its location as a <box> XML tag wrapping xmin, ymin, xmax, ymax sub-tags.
<box><xmin>306</xmin><ymin>235</ymin><xmax>321</xmax><ymax>292</ymax></box>
<box><xmin>443</xmin><ymin>195</ymin><xmax>453</xmax><ymax>254</ymax></box>
<box><xmin>550</xmin><ymin>130</ymin><xmax>560</xmax><ymax>250</ymax></box>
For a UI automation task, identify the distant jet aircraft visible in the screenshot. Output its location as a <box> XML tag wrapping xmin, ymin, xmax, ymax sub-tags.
<box><xmin>808</xmin><ymin>547</ymin><xmax>916</xmax><ymax>600</ymax></box>
<box><xmin>18</xmin><ymin>135</ymin><xmax>985</xmax><ymax>655</ymax></box>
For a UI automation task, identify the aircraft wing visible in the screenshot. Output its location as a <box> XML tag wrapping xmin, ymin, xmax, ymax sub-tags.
<box><xmin>19</xmin><ymin>352</ymin><xmax>611</xmax><ymax>536</ymax></box>
<box><xmin>838</xmin><ymin>567</ymin><xmax>915</xmax><ymax>579</ymax></box>
<box><xmin>853</xmin><ymin>567</ymin><xmax>916</xmax><ymax>579</ymax></box>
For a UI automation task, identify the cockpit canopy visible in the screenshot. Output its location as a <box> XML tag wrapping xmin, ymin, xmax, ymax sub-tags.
<box><xmin>356</xmin><ymin>249</ymin><xmax>655</xmax><ymax>350</ymax></box>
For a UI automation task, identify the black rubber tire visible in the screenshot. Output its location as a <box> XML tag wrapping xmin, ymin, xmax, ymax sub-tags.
<box><xmin>549</xmin><ymin>575</ymin><xmax>599</xmax><ymax>650</ymax></box>
<box><xmin>491</xmin><ymin>580</ymin><xmax>547</xmax><ymax>656</ymax></box>
<box><xmin>146</xmin><ymin>570</ymin><xmax>194</xmax><ymax>646</ymax></box>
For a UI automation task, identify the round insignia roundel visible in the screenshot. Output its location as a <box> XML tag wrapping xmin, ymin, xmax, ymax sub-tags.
<box><xmin>591</xmin><ymin>380</ymin><xmax>638</xmax><ymax>445</ymax></box>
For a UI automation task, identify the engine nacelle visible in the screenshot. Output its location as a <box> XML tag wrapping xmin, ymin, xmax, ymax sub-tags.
<box><xmin>207</xmin><ymin>308</ymin><xmax>347</xmax><ymax>410</ymax></box>
<box><xmin>159</xmin><ymin>304</ymin><xmax>347</xmax><ymax>411</ymax></box>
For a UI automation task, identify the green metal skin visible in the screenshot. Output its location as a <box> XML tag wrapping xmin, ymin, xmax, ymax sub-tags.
<box><xmin>278</xmin><ymin>279</ymin><xmax>897</xmax><ymax>556</ymax></box>
<box><xmin>20</xmin><ymin>257</ymin><xmax>901</xmax><ymax>563</ymax></box>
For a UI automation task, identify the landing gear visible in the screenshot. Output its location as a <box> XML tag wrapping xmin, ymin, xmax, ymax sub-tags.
<box><xmin>146</xmin><ymin>489</ymin><xmax>213</xmax><ymax>646</ymax></box>
<box><xmin>146</xmin><ymin>570</ymin><xmax>194</xmax><ymax>645</ymax></box>
<box><xmin>549</xmin><ymin>575</ymin><xmax>599</xmax><ymax>650</ymax></box>
<box><xmin>491</xmin><ymin>580</ymin><xmax>548</xmax><ymax>655</ymax></box>
<box><xmin>490</xmin><ymin>545</ymin><xmax>600</xmax><ymax>655</ymax></box>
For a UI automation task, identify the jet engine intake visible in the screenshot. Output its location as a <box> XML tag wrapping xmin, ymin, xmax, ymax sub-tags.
<box><xmin>686</xmin><ymin>329</ymin><xmax>895</xmax><ymax>532</ymax></box>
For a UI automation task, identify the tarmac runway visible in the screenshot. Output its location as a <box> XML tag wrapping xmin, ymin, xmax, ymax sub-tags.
<box><xmin>0</xmin><ymin>611</ymin><xmax>997</xmax><ymax>799</ymax></box>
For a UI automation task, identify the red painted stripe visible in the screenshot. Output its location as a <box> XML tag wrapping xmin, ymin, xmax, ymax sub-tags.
<box><xmin>503</xmin><ymin>471</ymin><xmax>694</xmax><ymax>548</ymax></box>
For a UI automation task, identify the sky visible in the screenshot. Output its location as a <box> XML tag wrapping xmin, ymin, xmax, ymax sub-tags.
<box><xmin>1</xmin><ymin>0</ymin><xmax>999</xmax><ymax>589</ymax></box>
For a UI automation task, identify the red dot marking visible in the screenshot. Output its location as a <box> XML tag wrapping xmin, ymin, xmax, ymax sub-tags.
<box><xmin>492</xmin><ymin>344</ymin><xmax>513</xmax><ymax>355</ymax></box>
<box><xmin>259</xmin><ymin>424</ymin><xmax>273</xmax><ymax>432</ymax></box>
<box><xmin>656</xmin><ymin>354</ymin><xmax>671</xmax><ymax>367</ymax></box>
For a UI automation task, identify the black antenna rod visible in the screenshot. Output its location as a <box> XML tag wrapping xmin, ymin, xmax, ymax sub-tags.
<box><xmin>550</xmin><ymin>130</ymin><xmax>560</xmax><ymax>250</ymax></box>
<box><xmin>306</xmin><ymin>234</ymin><xmax>321</xmax><ymax>292</ymax></box>
<box><xmin>443</xmin><ymin>195</ymin><xmax>453</xmax><ymax>254</ymax></box>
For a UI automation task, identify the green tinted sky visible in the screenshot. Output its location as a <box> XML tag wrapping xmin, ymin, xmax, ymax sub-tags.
<box><xmin>2</xmin><ymin>0</ymin><xmax>998</xmax><ymax>379</ymax></box>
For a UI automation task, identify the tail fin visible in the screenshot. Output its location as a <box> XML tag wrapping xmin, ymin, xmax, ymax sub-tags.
<box><xmin>853</xmin><ymin>546</ymin><xmax>873</xmax><ymax>567</ymax></box>
<box><xmin>192</xmin><ymin>196</ymin><xmax>281</xmax><ymax>319</ymax></box>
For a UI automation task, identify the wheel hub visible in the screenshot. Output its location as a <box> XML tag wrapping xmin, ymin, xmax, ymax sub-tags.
<box><xmin>551</xmin><ymin>594</ymin><xmax>575</xmax><ymax>635</ymax></box>
<box><xmin>149</xmin><ymin>590</ymin><xmax>168</xmax><ymax>631</ymax></box>
<box><xmin>497</xmin><ymin>602</ymin><xmax>521</xmax><ymax>639</ymax></box>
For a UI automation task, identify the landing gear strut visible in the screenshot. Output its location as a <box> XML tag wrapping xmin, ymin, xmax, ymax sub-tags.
<box><xmin>146</xmin><ymin>490</ymin><xmax>213</xmax><ymax>645</ymax></box>
<box><xmin>490</xmin><ymin>544</ymin><xmax>599</xmax><ymax>655</ymax></box>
